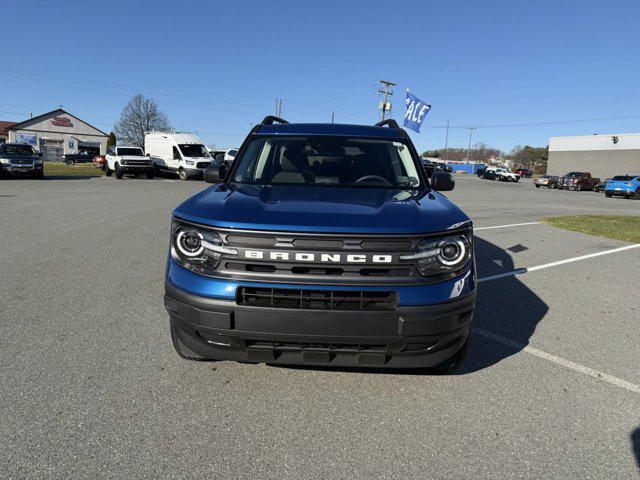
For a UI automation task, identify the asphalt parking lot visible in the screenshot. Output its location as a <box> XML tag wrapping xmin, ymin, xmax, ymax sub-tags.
<box><xmin>1</xmin><ymin>174</ymin><xmax>639</xmax><ymax>479</ymax></box>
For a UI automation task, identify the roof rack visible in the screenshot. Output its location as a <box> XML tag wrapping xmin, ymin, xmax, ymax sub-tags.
<box><xmin>260</xmin><ymin>116</ymin><xmax>289</xmax><ymax>125</ymax></box>
<box><xmin>374</xmin><ymin>119</ymin><xmax>401</xmax><ymax>130</ymax></box>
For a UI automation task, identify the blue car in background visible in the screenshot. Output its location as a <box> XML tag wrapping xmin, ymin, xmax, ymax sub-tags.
<box><xmin>604</xmin><ymin>175</ymin><xmax>640</xmax><ymax>199</ymax></box>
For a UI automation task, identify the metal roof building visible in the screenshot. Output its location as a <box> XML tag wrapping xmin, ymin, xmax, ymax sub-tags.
<box><xmin>7</xmin><ymin>109</ymin><xmax>108</xmax><ymax>162</ymax></box>
<box><xmin>548</xmin><ymin>133</ymin><xmax>640</xmax><ymax>179</ymax></box>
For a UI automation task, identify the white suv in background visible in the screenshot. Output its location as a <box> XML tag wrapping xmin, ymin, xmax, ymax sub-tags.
<box><xmin>105</xmin><ymin>146</ymin><xmax>154</xmax><ymax>179</ymax></box>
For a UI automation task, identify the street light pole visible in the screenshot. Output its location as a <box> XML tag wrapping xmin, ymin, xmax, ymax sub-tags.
<box><xmin>466</xmin><ymin>127</ymin><xmax>476</xmax><ymax>164</ymax></box>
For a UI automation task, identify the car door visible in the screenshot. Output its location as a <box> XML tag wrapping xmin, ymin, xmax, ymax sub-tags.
<box><xmin>171</xmin><ymin>146</ymin><xmax>182</xmax><ymax>170</ymax></box>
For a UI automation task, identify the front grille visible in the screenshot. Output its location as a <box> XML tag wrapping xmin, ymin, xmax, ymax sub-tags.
<box><xmin>11</xmin><ymin>159</ymin><xmax>33</xmax><ymax>165</ymax></box>
<box><xmin>238</xmin><ymin>287</ymin><xmax>397</xmax><ymax>311</ymax></box>
<box><xmin>123</xmin><ymin>160</ymin><xmax>151</xmax><ymax>166</ymax></box>
<box><xmin>196</xmin><ymin>162</ymin><xmax>210</xmax><ymax>169</ymax></box>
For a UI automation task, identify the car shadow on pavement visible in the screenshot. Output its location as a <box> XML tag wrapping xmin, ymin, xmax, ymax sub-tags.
<box><xmin>271</xmin><ymin>237</ymin><xmax>549</xmax><ymax>376</ymax></box>
<box><xmin>632</xmin><ymin>427</ymin><xmax>640</xmax><ymax>472</ymax></box>
<box><xmin>456</xmin><ymin>236</ymin><xmax>549</xmax><ymax>374</ymax></box>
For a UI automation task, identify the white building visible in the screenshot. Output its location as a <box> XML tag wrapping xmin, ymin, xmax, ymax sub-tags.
<box><xmin>7</xmin><ymin>109</ymin><xmax>108</xmax><ymax>161</ymax></box>
<box><xmin>548</xmin><ymin>133</ymin><xmax>640</xmax><ymax>178</ymax></box>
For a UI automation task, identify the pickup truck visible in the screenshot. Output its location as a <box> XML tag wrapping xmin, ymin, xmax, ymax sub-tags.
<box><xmin>105</xmin><ymin>146</ymin><xmax>154</xmax><ymax>179</ymax></box>
<box><xmin>63</xmin><ymin>150</ymin><xmax>96</xmax><ymax>165</ymax></box>
<box><xmin>164</xmin><ymin>117</ymin><xmax>476</xmax><ymax>371</ymax></box>
<box><xmin>0</xmin><ymin>143</ymin><xmax>44</xmax><ymax>179</ymax></box>
<box><xmin>559</xmin><ymin>172</ymin><xmax>600</xmax><ymax>191</ymax></box>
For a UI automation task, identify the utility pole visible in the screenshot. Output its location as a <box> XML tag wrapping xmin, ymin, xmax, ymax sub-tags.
<box><xmin>444</xmin><ymin>120</ymin><xmax>450</xmax><ymax>161</ymax></box>
<box><xmin>465</xmin><ymin>127</ymin><xmax>476</xmax><ymax>164</ymax></box>
<box><xmin>377</xmin><ymin>80</ymin><xmax>396</xmax><ymax>120</ymax></box>
<box><xmin>275</xmin><ymin>98</ymin><xmax>283</xmax><ymax>117</ymax></box>
<box><xmin>331</xmin><ymin>112</ymin><xmax>335</xmax><ymax>123</ymax></box>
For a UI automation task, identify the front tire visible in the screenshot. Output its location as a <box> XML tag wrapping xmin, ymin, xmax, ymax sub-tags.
<box><xmin>146</xmin><ymin>169</ymin><xmax>154</xmax><ymax>179</ymax></box>
<box><xmin>65</xmin><ymin>159</ymin><xmax>74</xmax><ymax>165</ymax></box>
<box><xmin>178</xmin><ymin>168</ymin><xmax>188</xmax><ymax>181</ymax></box>
<box><xmin>115</xmin><ymin>163</ymin><xmax>124</xmax><ymax>179</ymax></box>
<box><xmin>634</xmin><ymin>188</ymin><xmax>640</xmax><ymax>200</ymax></box>
<box><xmin>535</xmin><ymin>184</ymin><xmax>540</xmax><ymax>188</ymax></box>
<box><xmin>605</xmin><ymin>192</ymin><xmax>612</xmax><ymax>198</ymax></box>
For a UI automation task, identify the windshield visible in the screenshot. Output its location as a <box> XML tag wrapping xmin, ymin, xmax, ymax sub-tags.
<box><xmin>118</xmin><ymin>147</ymin><xmax>144</xmax><ymax>156</ymax></box>
<box><xmin>179</xmin><ymin>144</ymin><xmax>210</xmax><ymax>157</ymax></box>
<box><xmin>231</xmin><ymin>136</ymin><xmax>422</xmax><ymax>189</ymax></box>
<box><xmin>566</xmin><ymin>172</ymin><xmax>582</xmax><ymax>177</ymax></box>
<box><xmin>1</xmin><ymin>144</ymin><xmax>36</xmax><ymax>155</ymax></box>
<box><xmin>612</xmin><ymin>175</ymin><xmax>635</xmax><ymax>181</ymax></box>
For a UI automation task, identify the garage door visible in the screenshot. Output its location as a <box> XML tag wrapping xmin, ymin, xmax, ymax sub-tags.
<box><xmin>40</xmin><ymin>139</ymin><xmax>64</xmax><ymax>162</ymax></box>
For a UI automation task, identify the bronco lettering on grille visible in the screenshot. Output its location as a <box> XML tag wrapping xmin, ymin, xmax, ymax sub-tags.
<box><xmin>243</xmin><ymin>250</ymin><xmax>393</xmax><ymax>264</ymax></box>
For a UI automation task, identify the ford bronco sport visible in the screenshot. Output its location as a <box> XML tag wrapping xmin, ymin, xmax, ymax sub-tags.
<box><xmin>164</xmin><ymin>117</ymin><xmax>476</xmax><ymax>371</ymax></box>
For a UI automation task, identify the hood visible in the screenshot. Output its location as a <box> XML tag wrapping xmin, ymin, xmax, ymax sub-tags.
<box><xmin>173</xmin><ymin>184</ymin><xmax>470</xmax><ymax>234</ymax></box>
<box><xmin>120</xmin><ymin>155</ymin><xmax>149</xmax><ymax>160</ymax></box>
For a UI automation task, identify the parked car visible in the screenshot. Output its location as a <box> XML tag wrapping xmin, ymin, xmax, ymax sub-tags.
<box><xmin>421</xmin><ymin>159</ymin><xmax>436</xmax><ymax>177</ymax></box>
<box><xmin>559</xmin><ymin>172</ymin><xmax>600</xmax><ymax>191</ymax></box>
<box><xmin>145</xmin><ymin>133</ymin><xmax>212</xmax><ymax>180</ymax></box>
<box><xmin>476</xmin><ymin>166</ymin><xmax>487</xmax><ymax>177</ymax></box>
<box><xmin>534</xmin><ymin>175</ymin><xmax>559</xmax><ymax>188</ymax></box>
<box><xmin>0</xmin><ymin>143</ymin><xmax>44</xmax><ymax>179</ymax></box>
<box><xmin>593</xmin><ymin>178</ymin><xmax>611</xmax><ymax>192</ymax></box>
<box><xmin>481</xmin><ymin>167</ymin><xmax>520</xmax><ymax>182</ymax></box>
<box><xmin>515</xmin><ymin>168</ymin><xmax>532</xmax><ymax>178</ymax></box>
<box><xmin>104</xmin><ymin>146</ymin><xmax>154</xmax><ymax>179</ymax></box>
<box><xmin>63</xmin><ymin>150</ymin><xmax>96</xmax><ymax>165</ymax></box>
<box><xmin>165</xmin><ymin>116</ymin><xmax>475</xmax><ymax>371</ymax></box>
<box><xmin>93</xmin><ymin>155</ymin><xmax>106</xmax><ymax>169</ymax></box>
<box><xmin>604</xmin><ymin>175</ymin><xmax>640</xmax><ymax>199</ymax></box>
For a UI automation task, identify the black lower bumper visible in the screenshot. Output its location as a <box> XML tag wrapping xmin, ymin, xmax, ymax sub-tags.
<box><xmin>164</xmin><ymin>282</ymin><xmax>476</xmax><ymax>368</ymax></box>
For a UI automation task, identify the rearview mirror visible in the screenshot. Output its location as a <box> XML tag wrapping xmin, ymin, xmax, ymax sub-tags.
<box><xmin>431</xmin><ymin>171</ymin><xmax>455</xmax><ymax>191</ymax></box>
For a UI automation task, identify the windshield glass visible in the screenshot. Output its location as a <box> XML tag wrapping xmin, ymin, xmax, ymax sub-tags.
<box><xmin>612</xmin><ymin>175</ymin><xmax>634</xmax><ymax>181</ymax></box>
<box><xmin>2</xmin><ymin>144</ymin><xmax>36</xmax><ymax>155</ymax></box>
<box><xmin>232</xmin><ymin>136</ymin><xmax>422</xmax><ymax>189</ymax></box>
<box><xmin>118</xmin><ymin>147</ymin><xmax>144</xmax><ymax>156</ymax></box>
<box><xmin>179</xmin><ymin>144</ymin><xmax>209</xmax><ymax>157</ymax></box>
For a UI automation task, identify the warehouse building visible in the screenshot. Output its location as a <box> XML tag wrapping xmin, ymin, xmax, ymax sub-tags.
<box><xmin>7</xmin><ymin>109</ymin><xmax>108</xmax><ymax>161</ymax></box>
<box><xmin>548</xmin><ymin>133</ymin><xmax>640</xmax><ymax>179</ymax></box>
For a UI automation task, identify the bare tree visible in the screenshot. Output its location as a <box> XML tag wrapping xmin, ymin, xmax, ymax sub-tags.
<box><xmin>114</xmin><ymin>94</ymin><xmax>172</xmax><ymax>148</ymax></box>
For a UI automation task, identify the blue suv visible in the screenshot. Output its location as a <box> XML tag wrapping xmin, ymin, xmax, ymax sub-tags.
<box><xmin>605</xmin><ymin>175</ymin><xmax>640</xmax><ymax>199</ymax></box>
<box><xmin>164</xmin><ymin>117</ymin><xmax>476</xmax><ymax>370</ymax></box>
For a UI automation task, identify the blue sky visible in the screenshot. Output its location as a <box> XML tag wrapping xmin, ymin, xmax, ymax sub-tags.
<box><xmin>3</xmin><ymin>0</ymin><xmax>640</xmax><ymax>153</ymax></box>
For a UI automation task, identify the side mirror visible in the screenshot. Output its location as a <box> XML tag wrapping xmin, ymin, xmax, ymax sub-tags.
<box><xmin>218</xmin><ymin>162</ymin><xmax>227</xmax><ymax>181</ymax></box>
<box><xmin>431</xmin><ymin>171</ymin><xmax>455</xmax><ymax>191</ymax></box>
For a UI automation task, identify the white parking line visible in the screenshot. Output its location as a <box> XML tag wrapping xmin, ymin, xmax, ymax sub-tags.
<box><xmin>475</xmin><ymin>222</ymin><xmax>541</xmax><ymax>231</ymax></box>
<box><xmin>473</xmin><ymin>327</ymin><xmax>640</xmax><ymax>394</ymax></box>
<box><xmin>478</xmin><ymin>243</ymin><xmax>640</xmax><ymax>283</ymax></box>
<box><xmin>163</xmin><ymin>179</ymin><xmax>176</xmax><ymax>183</ymax></box>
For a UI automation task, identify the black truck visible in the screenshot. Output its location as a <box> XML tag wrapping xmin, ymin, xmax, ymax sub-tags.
<box><xmin>0</xmin><ymin>143</ymin><xmax>44</xmax><ymax>179</ymax></box>
<box><xmin>63</xmin><ymin>150</ymin><xmax>96</xmax><ymax>165</ymax></box>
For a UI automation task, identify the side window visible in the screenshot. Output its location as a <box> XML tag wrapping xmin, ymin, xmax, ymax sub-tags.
<box><xmin>173</xmin><ymin>146</ymin><xmax>181</xmax><ymax>160</ymax></box>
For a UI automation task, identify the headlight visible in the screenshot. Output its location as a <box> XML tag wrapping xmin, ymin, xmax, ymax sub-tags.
<box><xmin>170</xmin><ymin>219</ymin><xmax>237</xmax><ymax>275</ymax></box>
<box><xmin>34</xmin><ymin>159</ymin><xmax>43</xmax><ymax>165</ymax></box>
<box><xmin>0</xmin><ymin>158</ymin><xmax>10</xmax><ymax>164</ymax></box>
<box><xmin>400</xmin><ymin>233</ymin><xmax>472</xmax><ymax>278</ymax></box>
<box><xmin>185</xmin><ymin>160</ymin><xmax>195</xmax><ymax>165</ymax></box>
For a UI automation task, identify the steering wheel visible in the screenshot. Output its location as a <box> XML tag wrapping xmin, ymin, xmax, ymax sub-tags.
<box><xmin>355</xmin><ymin>175</ymin><xmax>392</xmax><ymax>185</ymax></box>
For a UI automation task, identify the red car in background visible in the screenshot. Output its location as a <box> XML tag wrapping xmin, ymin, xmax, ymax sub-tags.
<box><xmin>515</xmin><ymin>168</ymin><xmax>532</xmax><ymax>177</ymax></box>
<box><xmin>93</xmin><ymin>155</ymin><xmax>106</xmax><ymax>169</ymax></box>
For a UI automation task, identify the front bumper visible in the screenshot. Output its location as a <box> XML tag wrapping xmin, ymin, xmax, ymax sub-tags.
<box><xmin>1</xmin><ymin>163</ymin><xmax>42</xmax><ymax>174</ymax></box>
<box><xmin>165</xmin><ymin>279</ymin><xmax>476</xmax><ymax>368</ymax></box>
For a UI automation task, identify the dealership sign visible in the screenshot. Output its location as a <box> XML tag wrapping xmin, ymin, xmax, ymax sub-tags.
<box><xmin>51</xmin><ymin>116</ymin><xmax>73</xmax><ymax>127</ymax></box>
<box><xmin>404</xmin><ymin>91</ymin><xmax>431</xmax><ymax>133</ymax></box>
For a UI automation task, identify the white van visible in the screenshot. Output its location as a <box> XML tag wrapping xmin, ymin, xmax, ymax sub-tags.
<box><xmin>145</xmin><ymin>132</ymin><xmax>212</xmax><ymax>180</ymax></box>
